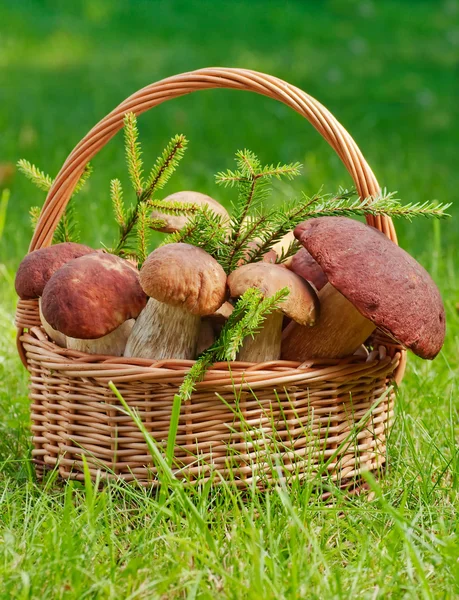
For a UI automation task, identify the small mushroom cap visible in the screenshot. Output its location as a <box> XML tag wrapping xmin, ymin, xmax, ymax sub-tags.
<box><xmin>41</xmin><ymin>253</ymin><xmax>147</xmax><ymax>339</ymax></box>
<box><xmin>140</xmin><ymin>243</ymin><xmax>227</xmax><ymax>316</ymax></box>
<box><xmin>227</xmin><ymin>262</ymin><xmax>318</xmax><ymax>326</ymax></box>
<box><xmin>290</xmin><ymin>248</ymin><xmax>328</xmax><ymax>291</ymax></box>
<box><xmin>294</xmin><ymin>217</ymin><xmax>446</xmax><ymax>359</ymax></box>
<box><xmin>151</xmin><ymin>191</ymin><xmax>230</xmax><ymax>233</ymax></box>
<box><xmin>15</xmin><ymin>242</ymin><xmax>95</xmax><ymax>299</ymax></box>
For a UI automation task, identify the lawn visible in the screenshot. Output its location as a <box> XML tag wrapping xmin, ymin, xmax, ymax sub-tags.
<box><xmin>0</xmin><ymin>0</ymin><xmax>458</xmax><ymax>597</ymax></box>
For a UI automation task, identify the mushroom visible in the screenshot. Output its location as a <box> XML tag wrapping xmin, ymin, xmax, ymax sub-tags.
<box><xmin>151</xmin><ymin>191</ymin><xmax>230</xmax><ymax>233</ymax></box>
<box><xmin>227</xmin><ymin>262</ymin><xmax>319</xmax><ymax>362</ymax></box>
<box><xmin>41</xmin><ymin>253</ymin><xmax>147</xmax><ymax>356</ymax></box>
<box><xmin>289</xmin><ymin>247</ymin><xmax>328</xmax><ymax>291</ymax></box>
<box><xmin>14</xmin><ymin>242</ymin><xmax>96</xmax><ymax>346</ymax></box>
<box><xmin>124</xmin><ymin>243</ymin><xmax>227</xmax><ymax>360</ymax></box>
<box><xmin>196</xmin><ymin>302</ymin><xmax>234</xmax><ymax>356</ymax></box>
<box><xmin>281</xmin><ymin>217</ymin><xmax>446</xmax><ymax>361</ymax></box>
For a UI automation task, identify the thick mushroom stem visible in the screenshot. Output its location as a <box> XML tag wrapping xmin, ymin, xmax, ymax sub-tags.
<box><xmin>39</xmin><ymin>299</ymin><xmax>67</xmax><ymax>348</ymax></box>
<box><xmin>281</xmin><ymin>283</ymin><xmax>376</xmax><ymax>360</ymax></box>
<box><xmin>237</xmin><ymin>311</ymin><xmax>284</xmax><ymax>363</ymax></box>
<box><xmin>66</xmin><ymin>319</ymin><xmax>135</xmax><ymax>356</ymax></box>
<box><xmin>124</xmin><ymin>298</ymin><xmax>201</xmax><ymax>360</ymax></box>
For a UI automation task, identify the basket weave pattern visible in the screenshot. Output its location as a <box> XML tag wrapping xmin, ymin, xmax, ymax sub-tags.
<box><xmin>16</xmin><ymin>68</ymin><xmax>405</xmax><ymax>487</ymax></box>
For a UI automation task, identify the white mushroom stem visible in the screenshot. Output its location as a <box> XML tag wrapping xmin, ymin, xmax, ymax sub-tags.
<box><xmin>124</xmin><ymin>298</ymin><xmax>200</xmax><ymax>360</ymax></box>
<box><xmin>281</xmin><ymin>283</ymin><xmax>376</xmax><ymax>360</ymax></box>
<box><xmin>66</xmin><ymin>319</ymin><xmax>135</xmax><ymax>356</ymax></box>
<box><xmin>237</xmin><ymin>311</ymin><xmax>284</xmax><ymax>363</ymax></box>
<box><xmin>39</xmin><ymin>298</ymin><xmax>67</xmax><ymax>348</ymax></box>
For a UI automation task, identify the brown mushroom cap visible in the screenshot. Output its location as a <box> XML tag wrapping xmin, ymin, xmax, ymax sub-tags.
<box><xmin>294</xmin><ymin>217</ymin><xmax>446</xmax><ymax>359</ymax></box>
<box><xmin>140</xmin><ymin>243</ymin><xmax>227</xmax><ymax>316</ymax></box>
<box><xmin>151</xmin><ymin>191</ymin><xmax>230</xmax><ymax>233</ymax></box>
<box><xmin>15</xmin><ymin>242</ymin><xmax>95</xmax><ymax>300</ymax></box>
<box><xmin>41</xmin><ymin>253</ymin><xmax>147</xmax><ymax>339</ymax></box>
<box><xmin>290</xmin><ymin>248</ymin><xmax>328</xmax><ymax>291</ymax></box>
<box><xmin>227</xmin><ymin>262</ymin><xmax>319</xmax><ymax>326</ymax></box>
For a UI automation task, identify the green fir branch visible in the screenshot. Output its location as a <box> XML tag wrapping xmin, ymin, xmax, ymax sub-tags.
<box><xmin>113</xmin><ymin>133</ymin><xmax>188</xmax><ymax>259</ymax></box>
<box><xmin>161</xmin><ymin>207</ymin><xmax>228</xmax><ymax>256</ymax></box>
<box><xmin>178</xmin><ymin>287</ymin><xmax>289</xmax><ymax>401</ymax></box>
<box><xmin>215</xmin><ymin>150</ymin><xmax>303</xmax><ymax>273</ymax></box>
<box><xmin>29</xmin><ymin>206</ymin><xmax>41</xmax><ymax>231</ymax></box>
<box><xmin>142</xmin><ymin>134</ymin><xmax>188</xmax><ymax>201</ymax></box>
<box><xmin>17</xmin><ymin>159</ymin><xmax>53</xmax><ymax>192</ymax></box>
<box><xmin>298</xmin><ymin>189</ymin><xmax>452</xmax><ymax>221</ymax></box>
<box><xmin>148</xmin><ymin>197</ymin><xmax>200</xmax><ymax>217</ymax></box>
<box><xmin>110</xmin><ymin>179</ymin><xmax>125</xmax><ymax>228</ymax></box>
<box><xmin>149</xmin><ymin>217</ymin><xmax>168</xmax><ymax>231</ymax></box>
<box><xmin>73</xmin><ymin>164</ymin><xmax>93</xmax><ymax>195</ymax></box>
<box><xmin>53</xmin><ymin>201</ymin><xmax>80</xmax><ymax>243</ymax></box>
<box><xmin>275</xmin><ymin>240</ymin><xmax>302</xmax><ymax>264</ymax></box>
<box><xmin>124</xmin><ymin>112</ymin><xmax>144</xmax><ymax>196</ymax></box>
<box><xmin>136</xmin><ymin>202</ymin><xmax>151</xmax><ymax>266</ymax></box>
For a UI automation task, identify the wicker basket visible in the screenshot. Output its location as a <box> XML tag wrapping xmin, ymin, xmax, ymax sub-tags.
<box><xmin>16</xmin><ymin>68</ymin><xmax>406</xmax><ymax>489</ymax></box>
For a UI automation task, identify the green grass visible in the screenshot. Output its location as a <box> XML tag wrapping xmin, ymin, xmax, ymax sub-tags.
<box><xmin>1</xmin><ymin>0</ymin><xmax>458</xmax><ymax>597</ymax></box>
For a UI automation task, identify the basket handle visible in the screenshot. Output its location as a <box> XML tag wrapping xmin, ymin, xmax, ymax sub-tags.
<box><xmin>29</xmin><ymin>67</ymin><xmax>398</xmax><ymax>251</ymax></box>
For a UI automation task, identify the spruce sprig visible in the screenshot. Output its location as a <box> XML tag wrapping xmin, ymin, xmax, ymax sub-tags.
<box><xmin>178</xmin><ymin>287</ymin><xmax>289</xmax><ymax>402</ymax></box>
<box><xmin>110</xmin><ymin>179</ymin><xmax>125</xmax><ymax>228</ymax></box>
<box><xmin>19</xmin><ymin>160</ymin><xmax>91</xmax><ymax>243</ymax></box>
<box><xmin>29</xmin><ymin>206</ymin><xmax>42</xmax><ymax>231</ymax></box>
<box><xmin>53</xmin><ymin>202</ymin><xmax>81</xmax><ymax>244</ymax></box>
<box><xmin>160</xmin><ymin>206</ymin><xmax>228</xmax><ymax>256</ymax></box>
<box><xmin>214</xmin><ymin>150</ymin><xmax>303</xmax><ymax>272</ymax></box>
<box><xmin>17</xmin><ymin>159</ymin><xmax>53</xmax><ymax>192</ymax></box>
<box><xmin>136</xmin><ymin>202</ymin><xmax>151</xmax><ymax>266</ymax></box>
<box><xmin>112</xmin><ymin>114</ymin><xmax>190</xmax><ymax>259</ymax></box>
<box><xmin>124</xmin><ymin>112</ymin><xmax>144</xmax><ymax>196</ymax></box>
<box><xmin>142</xmin><ymin>134</ymin><xmax>188</xmax><ymax>201</ymax></box>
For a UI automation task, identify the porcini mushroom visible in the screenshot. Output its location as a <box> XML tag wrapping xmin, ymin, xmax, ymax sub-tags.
<box><xmin>15</xmin><ymin>242</ymin><xmax>95</xmax><ymax>346</ymax></box>
<box><xmin>41</xmin><ymin>253</ymin><xmax>147</xmax><ymax>355</ymax></box>
<box><xmin>227</xmin><ymin>262</ymin><xmax>319</xmax><ymax>362</ymax></box>
<box><xmin>281</xmin><ymin>217</ymin><xmax>446</xmax><ymax>361</ymax></box>
<box><xmin>290</xmin><ymin>247</ymin><xmax>328</xmax><ymax>291</ymax></box>
<box><xmin>124</xmin><ymin>243</ymin><xmax>227</xmax><ymax>360</ymax></box>
<box><xmin>151</xmin><ymin>191</ymin><xmax>230</xmax><ymax>233</ymax></box>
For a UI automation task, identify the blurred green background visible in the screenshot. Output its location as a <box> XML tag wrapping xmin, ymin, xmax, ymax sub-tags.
<box><xmin>1</xmin><ymin>0</ymin><xmax>458</xmax><ymax>272</ymax></box>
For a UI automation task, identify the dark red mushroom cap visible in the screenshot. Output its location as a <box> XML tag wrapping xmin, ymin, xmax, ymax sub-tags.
<box><xmin>290</xmin><ymin>248</ymin><xmax>328</xmax><ymax>291</ymax></box>
<box><xmin>294</xmin><ymin>217</ymin><xmax>446</xmax><ymax>359</ymax></box>
<box><xmin>140</xmin><ymin>243</ymin><xmax>227</xmax><ymax>316</ymax></box>
<box><xmin>41</xmin><ymin>253</ymin><xmax>147</xmax><ymax>339</ymax></box>
<box><xmin>15</xmin><ymin>242</ymin><xmax>95</xmax><ymax>300</ymax></box>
